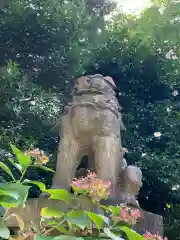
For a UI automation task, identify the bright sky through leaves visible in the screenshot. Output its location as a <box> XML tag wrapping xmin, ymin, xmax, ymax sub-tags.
<box><xmin>118</xmin><ymin>0</ymin><xmax>151</xmax><ymax>13</ymax></box>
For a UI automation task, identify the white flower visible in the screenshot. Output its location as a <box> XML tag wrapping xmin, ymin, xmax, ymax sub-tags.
<box><xmin>172</xmin><ymin>185</ymin><xmax>180</xmax><ymax>191</ymax></box>
<box><xmin>172</xmin><ymin>90</ymin><xmax>179</xmax><ymax>96</ymax></box>
<box><xmin>165</xmin><ymin>50</ymin><xmax>178</xmax><ymax>60</ymax></box>
<box><xmin>79</xmin><ymin>38</ymin><xmax>85</xmax><ymax>43</ymax></box>
<box><xmin>154</xmin><ymin>132</ymin><xmax>162</xmax><ymax>137</ymax></box>
<box><xmin>166</xmin><ymin>107</ymin><xmax>171</xmax><ymax>112</ymax></box>
<box><xmin>141</xmin><ymin>153</ymin><xmax>147</xmax><ymax>157</ymax></box>
<box><xmin>30</xmin><ymin>101</ymin><xmax>36</xmax><ymax>106</ymax></box>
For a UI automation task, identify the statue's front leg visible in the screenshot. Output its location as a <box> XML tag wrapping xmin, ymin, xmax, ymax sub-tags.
<box><xmin>52</xmin><ymin>134</ymin><xmax>82</xmax><ymax>190</ymax></box>
<box><xmin>93</xmin><ymin>135</ymin><xmax>120</xmax><ymax>203</ymax></box>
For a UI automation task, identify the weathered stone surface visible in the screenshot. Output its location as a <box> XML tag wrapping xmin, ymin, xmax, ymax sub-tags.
<box><xmin>51</xmin><ymin>74</ymin><xmax>124</xmax><ymax>199</ymax></box>
<box><xmin>5</xmin><ymin>197</ymin><xmax>93</xmax><ymax>230</ymax></box>
<box><xmin>51</xmin><ymin>74</ymin><xmax>142</xmax><ymax>206</ymax></box>
<box><xmin>134</xmin><ymin>210</ymin><xmax>163</xmax><ymax>236</ymax></box>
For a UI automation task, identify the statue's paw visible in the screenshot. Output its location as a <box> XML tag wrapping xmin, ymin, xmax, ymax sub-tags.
<box><xmin>126</xmin><ymin>195</ymin><xmax>139</xmax><ymax>207</ymax></box>
<box><xmin>118</xmin><ymin>193</ymin><xmax>139</xmax><ymax>207</ymax></box>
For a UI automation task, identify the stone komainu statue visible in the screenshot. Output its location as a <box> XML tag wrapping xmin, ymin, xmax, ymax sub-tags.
<box><xmin>52</xmin><ymin>74</ymin><xmax>142</xmax><ymax>206</ymax></box>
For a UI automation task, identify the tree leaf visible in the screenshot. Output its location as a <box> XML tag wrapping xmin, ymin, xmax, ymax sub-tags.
<box><xmin>55</xmin><ymin>225</ymin><xmax>69</xmax><ymax>234</ymax></box>
<box><xmin>10</xmin><ymin>144</ymin><xmax>32</xmax><ymax>169</ymax></box>
<box><xmin>41</xmin><ymin>207</ymin><xmax>64</xmax><ymax>218</ymax></box>
<box><xmin>8</xmin><ymin>158</ymin><xmax>23</xmax><ymax>172</ymax></box>
<box><xmin>120</xmin><ymin>226</ymin><xmax>144</xmax><ymax>240</ymax></box>
<box><xmin>104</xmin><ymin>227</ymin><xmax>124</xmax><ymax>240</ymax></box>
<box><xmin>101</xmin><ymin>205</ymin><xmax>121</xmax><ymax>216</ymax></box>
<box><xmin>64</xmin><ymin>210</ymin><xmax>90</xmax><ymax>229</ymax></box>
<box><xmin>99</xmin><ymin>215</ymin><xmax>110</xmax><ymax>225</ymax></box>
<box><xmin>0</xmin><ymin>220</ymin><xmax>10</xmax><ymax>239</ymax></box>
<box><xmin>0</xmin><ymin>183</ymin><xmax>29</xmax><ymax>208</ymax></box>
<box><xmin>85</xmin><ymin>211</ymin><xmax>105</xmax><ymax>231</ymax></box>
<box><xmin>0</xmin><ymin>161</ymin><xmax>15</xmax><ymax>180</ymax></box>
<box><xmin>23</xmin><ymin>180</ymin><xmax>46</xmax><ymax>191</ymax></box>
<box><xmin>0</xmin><ymin>189</ymin><xmax>19</xmax><ymax>199</ymax></box>
<box><xmin>44</xmin><ymin>189</ymin><xmax>73</xmax><ymax>204</ymax></box>
<box><xmin>34</xmin><ymin>165</ymin><xmax>55</xmax><ymax>173</ymax></box>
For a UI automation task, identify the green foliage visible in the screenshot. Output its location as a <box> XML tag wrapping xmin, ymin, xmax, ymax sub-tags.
<box><xmin>120</xmin><ymin>227</ymin><xmax>144</xmax><ymax>240</ymax></box>
<box><xmin>0</xmin><ymin>161</ymin><xmax>15</xmax><ymax>180</ymax></box>
<box><xmin>23</xmin><ymin>180</ymin><xmax>46</xmax><ymax>190</ymax></box>
<box><xmin>0</xmin><ymin>183</ymin><xmax>29</xmax><ymax>208</ymax></box>
<box><xmin>0</xmin><ymin>145</ymin><xmax>146</xmax><ymax>240</ymax></box>
<box><xmin>85</xmin><ymin>211</ymin><xmax>106</xmax><ymax>231</ymax></box>
<box><xmin>44</xmin><ymin>189</ymin><xmax>73</xmax><ymax>204</ymax></box>
<box><xmin>64</xmin><ymin>210</ymin><xmax>91</xmax><ymax>230</ymax></box>
<box><xmin>10</xmin><ymin>144</ymin><xmax>32</xmax><ymax>169</ymax></box>
<box><xmin>41</xmin><ymin>207</ymin><xmax>64</xmax><ymax>218</ymax></box>
<box><xmin>0</xmin><ymin>220</ymin><xmax>10</xmax><ymax>239</ymax></box>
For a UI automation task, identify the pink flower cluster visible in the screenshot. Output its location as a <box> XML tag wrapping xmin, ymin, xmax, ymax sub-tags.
<box><xmin>143</xmin><ymin>232</ymin><xmax>168</xmax><ymax>240</ymax></box>
<box><xmin>114</xmin><ymin>206</ymin><xmax>142</xmax><ymax>225</ymax></box>
<box><xmin>24</xmin><ymin>148</ymin><xmax>49</xmax><ymax>164</ymax></box>
<box><xmin>71</xmin><ymin>170</ymin><xmax>111</xmax><ymax>202</ymax></box>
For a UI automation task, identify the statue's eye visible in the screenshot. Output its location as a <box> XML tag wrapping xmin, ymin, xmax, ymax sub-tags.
<box><xmin>76</xmin><ymin>81</ymin><xmax>79</xmax><ymax>85</ymax></box>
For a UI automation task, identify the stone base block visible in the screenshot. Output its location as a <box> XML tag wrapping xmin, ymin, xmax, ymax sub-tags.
<box><xmin>5</xmin><ymin>197</ymin><xmax>163</xmax><ymax>236</ymax></box>
<box><xmin>134</xmin><ymin>210</ymin><xmax>163</xmax><ymax>236</ymax></box>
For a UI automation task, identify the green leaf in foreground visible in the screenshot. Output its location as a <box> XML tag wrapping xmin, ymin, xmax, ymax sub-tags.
<box><xmin>8</xmin><ymin>158</ymin><xmax>22</xmax><ymax>172</ymax></box>
<box><xmin>65</xmin><ymin>210</ymin><xmax>90</xmax><ymax>229</ymax></box>
<box><xmin>0</xmin><ymin>183</ymin><xmax>29</xmax><ymax>208</ymax></box>
<box><xmin>0</xmin><ymin>189</ymin><xmax>19</xmax><ymax>199</ymax></box>
<box><xmin>0</xmin><ymin>161</ymin><xmax>15</xmax><ymax>180</ymax></box>
<box><xmin>101</xmin><ymin>205</ymin><xmax>121</xmax><ymax>216</ymax></box>
<box><xmin>120</xmin><ymin>226</ymin><xmax>144</xmax><ymax>240</ymax></box>
<box><xmin>10</xmin><ymin>144</ymin><xmax>32</xmax><ymax>169</ymax></box>
<box><xmin>86</xmin><ymin>211</ymin><xmax>105</xmax><ymax>231</ymax></box>
<box><xmin>44</xmin><ymin>189</ymin><xmax>73</xmax><ymax>204</ymax></box>
<box><xmin>55</xmin><ymin>225</ymin><xmax>69</xmax><ymax>234</ymax></box>
<box><xmin>23</xmin><ymin>180</ymin><xmax>46</xmax><ymax>191</ymax></box>
<box><xmin>34</xmin><ymin>165</ymin><xmax>55</xmax><ymax>173</ymax></box>
<box><xmin>0</xmin><ymin>220</ymin><xmax>10</xmax><ymax>239</ymax></box>
<box><xmin>104</xmin><ymin>227</ymin><xmax>124</xmax><ymax>240</ymax></box>
<box><xmin>41</xmin><ymin>207</ymin><xmax>64</xmax><ymax>218</ymax></box>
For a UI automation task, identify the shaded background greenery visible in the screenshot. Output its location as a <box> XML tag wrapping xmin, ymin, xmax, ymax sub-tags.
<box><xmin>0</xmin><ymin>0</ymin><xmax>180</xmax><ymax>239</ymax></box>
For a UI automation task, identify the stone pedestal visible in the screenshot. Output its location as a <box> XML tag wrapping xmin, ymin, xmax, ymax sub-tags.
<box><xmin>6</xmin><ymin>198</ymin><xmax>163</xmax><ymax>236</ymax></box>
<box><xmin>135</xmin><ymin>210</ymin><xmax>163</xmax><ymax>235</ymax></box>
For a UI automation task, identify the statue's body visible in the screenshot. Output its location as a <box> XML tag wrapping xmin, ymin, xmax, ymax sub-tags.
<box><xmin>52</xmin><ymin>74</ymin><xmax>142</xmax><ymax>206</ymax></box>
